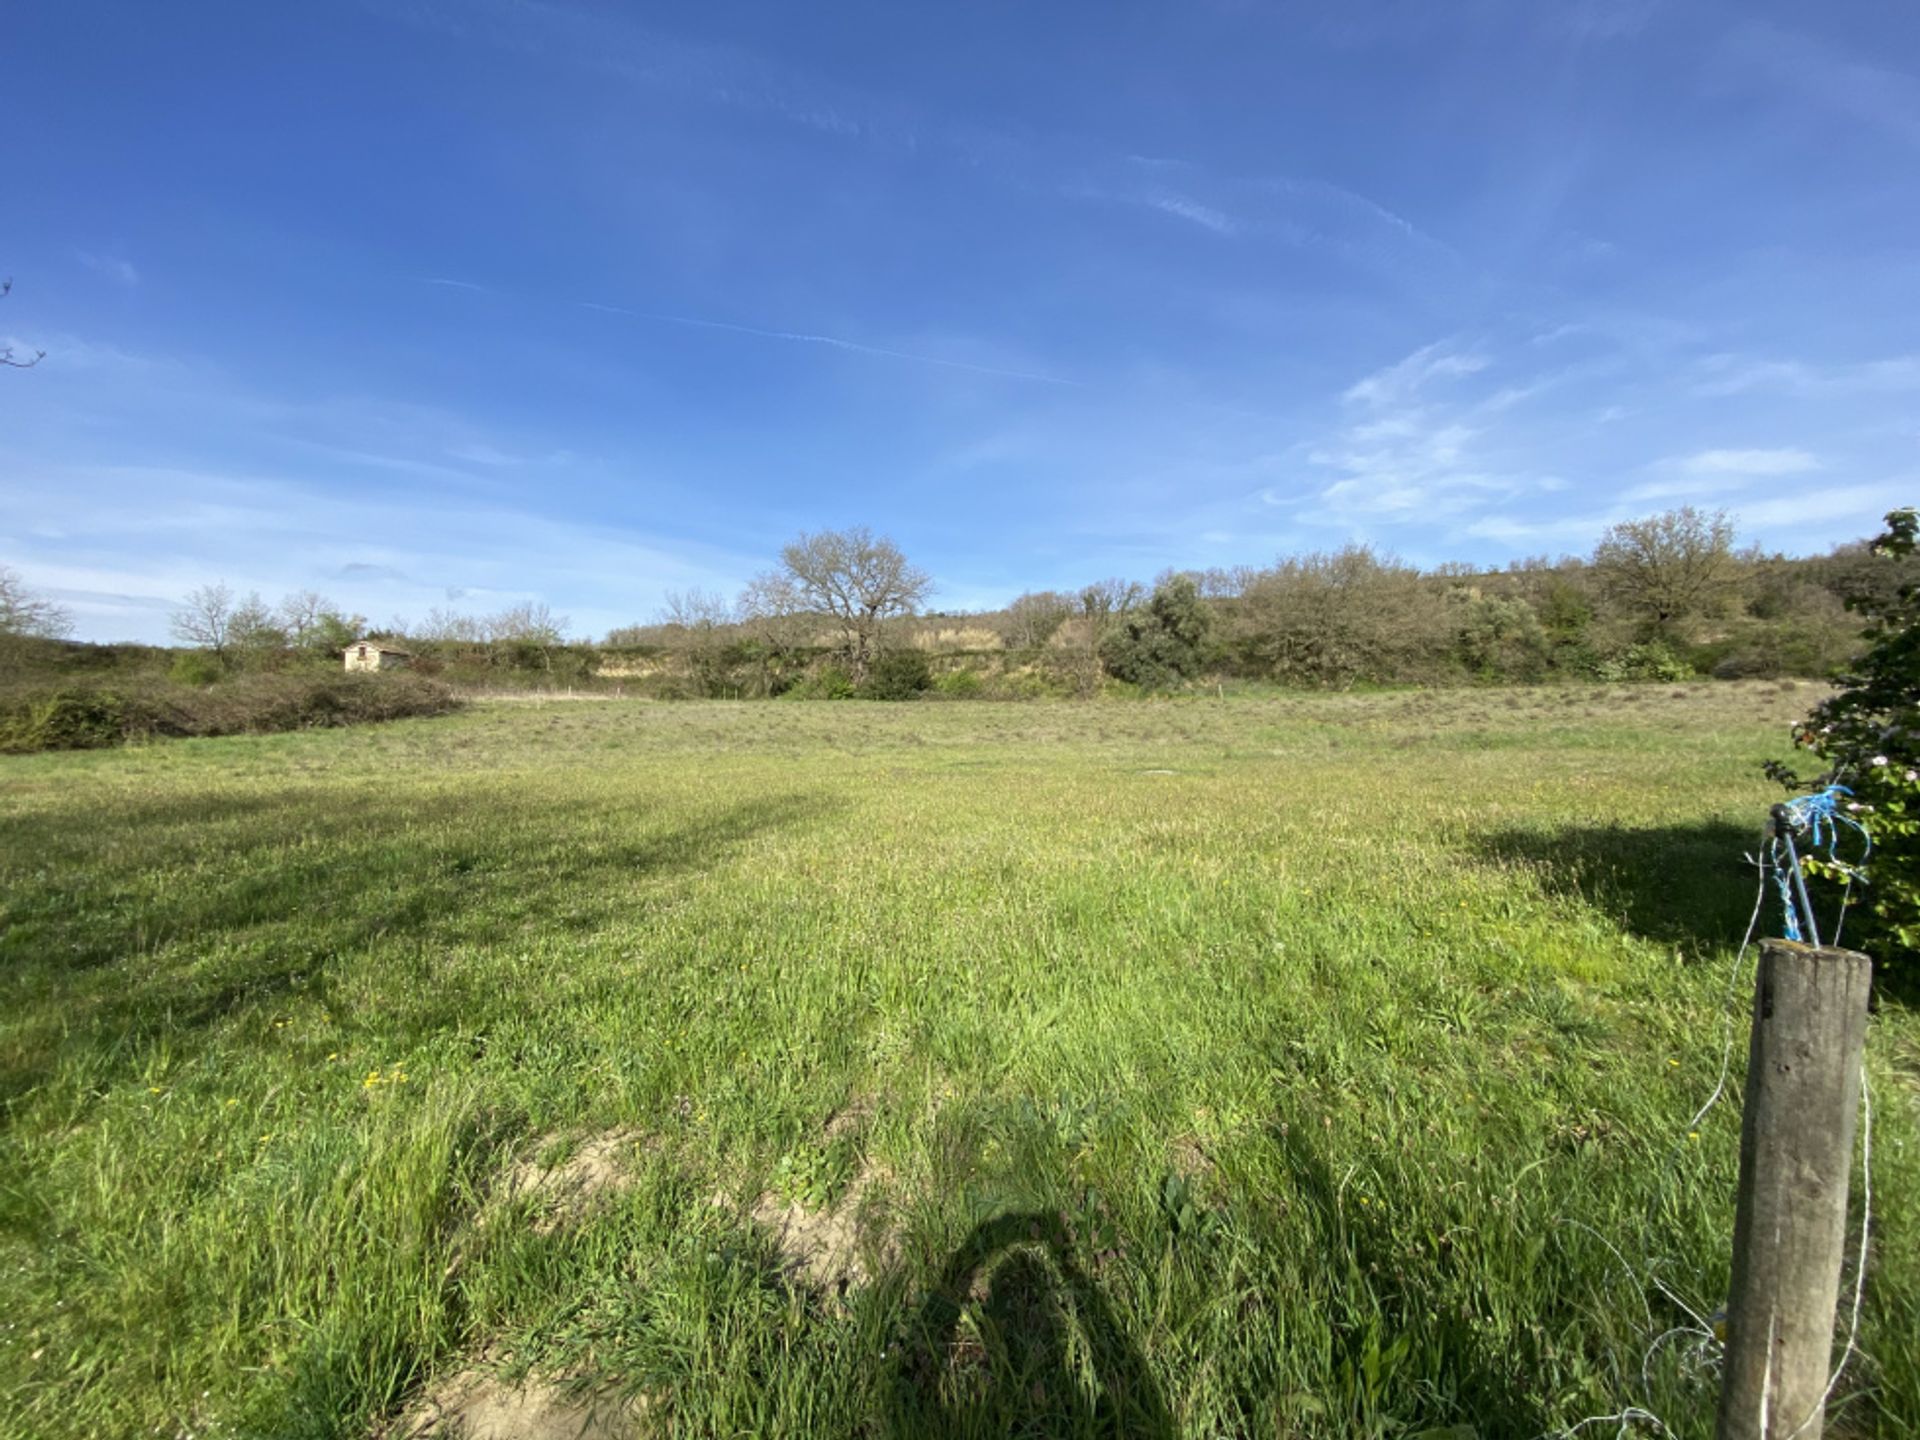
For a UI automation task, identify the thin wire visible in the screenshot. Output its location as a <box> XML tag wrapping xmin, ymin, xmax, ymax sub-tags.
<box><xmin>1544</xmin><ymin>855</ymin><xmax>1769</xmax><ymax>1439</ymax></box>
<box><xmin>1548</xmin><ymin>819</ymin><xmax>1874</xmax><ymax>1440</ymax></box>
<box><xmin>1684</xmin><ymin>850</ymin><xmax>1770</xmax><ymax>1138</ymax></box>
<box><xmin>1543</xmin><ymin>1406</ymin><xmax>1676</xmax><ymax>1439</ymax></box>
<box><xmin>1640</xmin><ymin>1324</ymin><xmax>1714</xmax><ymax>1399</ymax></box>
<box><xmin>1559</xmin><ymin>1218</ymin><xmax>1655</xmax><ymax>1332</ymax></box>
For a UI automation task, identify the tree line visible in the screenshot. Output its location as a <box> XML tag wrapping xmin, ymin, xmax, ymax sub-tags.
<box><xmin>604</xmin><ymin>507</ymin><xmax>1914</xmax><ymax>698</ymax></box>
<box><xmin>1</xmin><ymin>504</ymin><xmax>1913</xmax><ymax>696</ymax></box>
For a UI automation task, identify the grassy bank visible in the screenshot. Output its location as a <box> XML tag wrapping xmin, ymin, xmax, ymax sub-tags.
<box><xmin>0</xmin><ymin>684</ymin><xmax>1913</xmax><ymax>1437</ymax></box>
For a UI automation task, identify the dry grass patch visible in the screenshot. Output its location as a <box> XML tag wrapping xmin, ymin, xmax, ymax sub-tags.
<box><xmin>387</xmin><ymin>1366</ymin><xmax>650</xmax><ymax>1440</ymax></box>
<box><xmin>751</xmin><ymin>1154</ymin><xmax>902</xmax><ymax>1295</ymax></box>
<box><xmin>497</xmin><ymin>1127</ymin><xmax>647</xmax><ymax>1235</ymax></box>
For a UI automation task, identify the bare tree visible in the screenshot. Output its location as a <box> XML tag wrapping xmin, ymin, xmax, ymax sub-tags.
<box><xmin>660</xmin><ymin>587</ymin><xmax>737</xmax><ymax>695</ymax></box>
<box><xmin>661</xmin><ymin>587</ymin><xmax>736</xmax><ymax>631</ymax></box>
<box><xmin>170</xmin><ymin>582</ymin><xmax>237</xmax><ymax>660</ymax></box>
<box><xmin>775</xmin><ymin>527</ymin><xmax>931</xmax><ymax>680</ymax></box>
<box><xmin>1592</xmin><ymin>506</ymin><xmax>1738</xmax><ymax>638</ymax></box>
<box><xmin>0</xmin><ymin>565</ymin><xmax>73</xmax><ymax>639</ymax></box>
<box><xmin>1072</xmin><ymin>579</ymin><xmax>1143</xmax><ymax>695</ymax></box>
<box><xmin>485</xmin><ymin>600</ymin><xmax>568</xmax><ymax>647</ymax></box>
<box><xmin>1000</xmin><ymin>590</ymin><xmax>1074</xmax><ymax>650</ymax></box>
<box><xmin>228</xmin><ymin>592</ymin><xmax>287</xmax><ymax>661</ymax></box>
<box><xmin>415</xmin><ymin>607</ymin><xmax>486</xmax><ymax>643</ymax></box>
<box><xmin>278</xmin><ymin>590</ymin><xmax>326</xmax><ymax>645</ymax></box>
<box><xmin>1</xmin><ymin>279</ymin><xmax>45</xmax><ymax>369</ymax></box>
<box><xmin>734</xmin><ymin>572</ymin><xmax>812</xmax><ymax>691</ymax></box>
<box><xmin>273</xmin><ymin>591</ymin><xmax>364</xmax><ymax>653</ymax></box>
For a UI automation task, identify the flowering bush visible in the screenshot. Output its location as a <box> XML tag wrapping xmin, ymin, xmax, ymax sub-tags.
<box><xmin>1768</xmin><ymin>507</ymin><xmax>1919</xmax><ymax>963</ymax></box>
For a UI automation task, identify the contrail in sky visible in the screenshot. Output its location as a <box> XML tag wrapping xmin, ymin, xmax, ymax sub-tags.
<box><xmin>575</xmin><ymin>300</ymin><xmax>1079</xmax><ymax>386</ymax></box>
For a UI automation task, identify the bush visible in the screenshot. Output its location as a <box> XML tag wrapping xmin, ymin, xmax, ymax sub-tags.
<box><xmin>858</xmin><ymin>649</ymin><xmax>932</xmax><ymax>700</ymax></box>
<box><xmin>1592</xmin><ymin>641</ymin><xmax>1694</xmax><ymax>683</ymax></box>
<box><xmin>1454</xmin><ymin>595</ymin><xmax>1550</xmax><ymax>681</ymax></box>
<box><xmin>169</xmin><ymin>650</ymin><xmax>225</xmax><ymax>686</ymax></box>
<box><xmin>933</xmin><ymin>668</ymin><xmax>985</xmax><ymax>699</ymax></box>
<box><xmin>0</xmin><ymin>688</ymin><xmax>128</xmax><ymax>752</ymax></box>
<box><xmin>781</xmin><ymin>666</ymin><xmax>856</xmax><ymax>701</ymax></box>
<box><xmin>0</xmin><ymin>673</ymin><xmax>461</xmax><ymax>754</ymax></box>
<box><xmin>1100</xmin><ymin>577</ymin><xmax>1213</xmax><ymax>691</ymax></box>
<box><xmin>1770</xmin><ymin>507</ymin><xmax>1919</xmax><ymax>967</ymax></box>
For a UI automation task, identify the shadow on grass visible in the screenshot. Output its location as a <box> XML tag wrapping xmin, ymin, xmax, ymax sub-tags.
<box><xmin>887</xmin><ymin>1211</ymin><xmax>1175</xmax><ymax>1440</ymax></box>
<box><xmin>1472</xmin><ymin>819</ymin><xmax>1767</xmax><ymax>954</ymax></box>
<box><xmin>0</xmin><ymin>791</ymin><xmax>838</xmax><ymax>1120</ymax></box>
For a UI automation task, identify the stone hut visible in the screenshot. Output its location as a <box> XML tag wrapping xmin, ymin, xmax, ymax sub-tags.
<box><xmin>343</xmin><ymin>640</ymin><xmax>412</xmax><ymax>673</ymax></box>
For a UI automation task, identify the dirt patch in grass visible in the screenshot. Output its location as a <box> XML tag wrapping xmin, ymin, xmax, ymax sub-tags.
<box><xmin>387</xmin><ymin>1367</ymin><xmax>649</xmax><ymax>1439</ymax></box>
<box><xmin>750</xmin><ymin>1155</ymin><xmax>901</xmax><ymax>1294</ymax></box>
<box><xmin>497</xmin><ymin>1127</ymin><xmax>646</xmax><ymax>1235</ymax></box>
<box><xmin>823</xmin><ymin>1093</ymin><xmax>874</xmax><ymax>1141</ymax></box>
<box><xmin>1168</xmin><ymin>1133</ymin><xmax>1213</xmax><ymax>1178</ymax></box>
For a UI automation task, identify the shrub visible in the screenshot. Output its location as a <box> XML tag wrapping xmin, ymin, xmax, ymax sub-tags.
<box><xmin>781</xmin><ymin>666</ymin><xmax>855</xmax><ymax>701</ymax></box>
<box><xmin>169</xmin><ymin>650</ymin><xmax>225</xmax><ymax>686</ymax></box>
<box><xmin>1770</xmin><ymin>507</ymin><xmax>1919</xmax><ymax>967</ymax></box>
<box><xmin>1592</xmin><ymin>641</ymin><xmax>1694</xmax><ymax>683</ymax></box>
<box><xmin>0</xmin><ymin>673</ymin><xmax>461</xmax><ymax>754</ymax></box>
<box><xmin>1100</xmin><ymin>577</ymin><xmax>1213</xmax><ymax>691</ymax></box>
<box><xmin>1454</xmin><ymin>595</ymin><xmax>1550</xmax><ymax>681</ymax></box>
<box><xmin>0</xmin><ymin>688</ymin><xmax>128</xmax><ymax>752</ymax></box>
<box><xmin>934</xmin><ymin>668</ymin><xmax>985</xmax><ymax>699</ymax></box>
<box><xmin>858</xmin><ymin>649</ymin><xmax>932</xmax><ymax>700</ymax></box>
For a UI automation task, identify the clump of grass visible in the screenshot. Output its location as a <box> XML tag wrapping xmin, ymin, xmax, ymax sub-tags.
<box><xmin>0</xmin><ymin>683</ymin><xmax>1911</xmax><ymax>1438</ymax></box>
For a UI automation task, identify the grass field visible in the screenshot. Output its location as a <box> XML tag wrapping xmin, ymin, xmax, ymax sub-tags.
<box><xmin>2</xmin><ymin>684</ymin><xmax>1915</xmax><ymax>1439</ymax></box>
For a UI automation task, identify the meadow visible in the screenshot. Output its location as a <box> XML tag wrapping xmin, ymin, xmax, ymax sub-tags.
<box><xmin>1</xmin><ymin>684</ymin><xmax>1913</xmax><ymax>1439</ymax></box>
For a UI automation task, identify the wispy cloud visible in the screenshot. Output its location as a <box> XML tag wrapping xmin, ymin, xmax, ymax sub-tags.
<box><xmin>1342</xmin><ymin>341</ymin><xmax>1489</xmax><ymax>408</ymax></box>
<box><xmin>75</xmin><ymin>250</ymin><xmax>139</xmax><ymax>286</ymax></box>
<box><xmin>1084</xmin><ymin>162</ymin><xmax>1460</xmax><ymax>288</ymax></box>
<box><xmin>1725</xmin><ymin>19</ymin><xmax>1920</xmax><ymax>150</ymax></box>
<box><xmin>1466</xmin><ymin>482</ymin><xmax>1905</xmax><ymax>548</ymax></box>
<box><xmin>367</xmin><ymin>0</ymin><xmax>912</xmax><ymax>148</ymax></box>
<box><xmin>1680</xmin><ymin>447</ymin><xmax>1821</xmax><ymax>476</ymax></box>
<box><xmin>5</xmin><ymin>457</ymin><xmax>759</xmax><ymax>643</ymax></box>
<box><xmin>1277</xmin><ymin>341</ymin><xmax>1525</xmax><ymax>524</ymax></box>
<box><xmin>576</xmin><ymin>301</ymin><xmax>1079</xmax><ymax>386</ymax></box>
<box><xmin>1144</xmin><ymin>191</ymin><xmax>1238</xmax><ymax>234</ymax></box>
<box><xmin>1692</xmin><ymin>352</ymin><xmax>1920</xmax><ymax>397</ymax></box>
<box><xmin>422</xmin><ymin>276</ymin><xmax>490</xmax><ymax>292</ymax></box>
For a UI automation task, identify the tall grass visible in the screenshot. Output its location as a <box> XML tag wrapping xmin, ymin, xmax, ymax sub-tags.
<box><xmin>0</xmin><ymin>683</ymin><xmax>1912</xmax><ymax>1437</ymax></box>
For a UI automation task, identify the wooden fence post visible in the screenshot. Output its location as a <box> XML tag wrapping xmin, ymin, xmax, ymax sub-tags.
<box><xmin>1716</xmin><ymin>938</ymin><xmax>1872</xmax><ymax>1440</ymax></box>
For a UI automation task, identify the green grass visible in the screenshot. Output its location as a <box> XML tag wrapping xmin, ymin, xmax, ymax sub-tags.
<box><xmin>1</xmin><ymin>684</ymin><xmax>1914</xmax><ymax>1438</ymax></box>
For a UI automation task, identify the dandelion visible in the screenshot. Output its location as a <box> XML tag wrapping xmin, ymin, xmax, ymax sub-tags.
<box><xmin>225</xmin><ymin>1098</ymin><xmax>238</xmax><ymax>1107</ymax></box>
<box><xmin>148</xmin><ymin>1086</ymin><xmax>163</xmax><ymax>1094</ymax></box>
<box><xmin>1668</xmin><ymin>1058</ymin><xmax>1680</xmax><ymax>1067</ymax></box>
<box><xmin>1688</xmin><ymin>1131</ymin><xmax>1700</xmax><ymax>1142</ymax></box>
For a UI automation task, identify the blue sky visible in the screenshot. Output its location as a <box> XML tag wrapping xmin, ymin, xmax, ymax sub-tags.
<box><xmin>4</xmin><ymin>0</ymin><xmax>1917</xmax><ymax>642</ymax></box>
